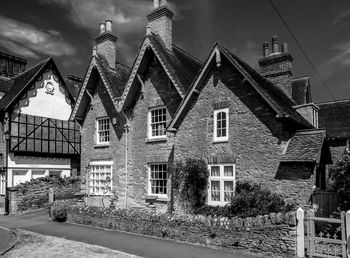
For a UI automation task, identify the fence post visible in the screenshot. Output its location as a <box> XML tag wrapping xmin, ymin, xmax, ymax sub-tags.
<box><xmin>296</xmin><ymin>207</ymin><xmax>305</xmax><ymax>258</ymax></box>
<box><xmin>48</xmin><ymin>188</ymin><xmax>54</xmax><ymax>204</ymax></box>
<box><xmin>346</xmin><ymin>210</ymin><xmax>350</xmax><ymax>258</ymax></box>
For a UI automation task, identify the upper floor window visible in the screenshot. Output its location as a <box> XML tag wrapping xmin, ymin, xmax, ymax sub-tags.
<box><xmin>148</xmin><ymin>107</ymin><xmax>167</xmax><ymax>139</ymax></box>
<box><xmin>148</xmin><ymin>163</ymin><xmax>168</xmax><ymax>198</ymax></box>
<box><xmin>96</xmin><ymin>117</ymin><xmax>110</xmax><ymax>144</ymax></box>
<box><xmin>213</xmin><ymin>108</ymin><xmax>229</xmax><ymax>142</ymax></box>
<box><xmin>208</xmin><ymin>164</ymin><xmax>235</xmax><ymax>206</ymax></box>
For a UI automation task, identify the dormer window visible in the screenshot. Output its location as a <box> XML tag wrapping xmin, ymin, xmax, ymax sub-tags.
<box><xmin>148</xmin><ymin>106</ymin><xmax>167</xmax><ymax>139</ymax></box>
<box><xmin>96</xmin><ymin>117</ymin><xmax>110</xmax><ymax>145</ymax></box>
<box><xmin>213</xmin><ymin>108</ymin><xmax>229</xmax><ymax>142</ymax></box>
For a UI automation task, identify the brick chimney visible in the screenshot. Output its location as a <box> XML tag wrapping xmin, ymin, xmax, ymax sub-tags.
<box><xmin>258</xmin><ymin>36</ymin><xmax>293</xmax><ymax>99</ymax></box>
<box><xmin>0</xmin><ymin>52</ymin><xmax>26</xmax><ymax>78</ymax></box>
<box><xmin>95</xmin><ymin>20</ymin><xmax>118</xmax><ymax>69</ymax></box>
<box><xmin>147</xmin><ymin>0</ymin><xmax>174</xmax><ymax>50</ymax></box>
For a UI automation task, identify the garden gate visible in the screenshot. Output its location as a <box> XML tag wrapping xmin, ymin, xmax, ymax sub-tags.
<box><xmin>305</xmin><ymin>209</ymin><xmax>347</xmax><ymax>257</ymax></box>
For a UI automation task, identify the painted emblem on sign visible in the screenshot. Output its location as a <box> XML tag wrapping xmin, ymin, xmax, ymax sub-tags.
<box><xmin>45</xmin><ymin>81</ymin><xmax>55</xmax><ymax>95</ymax></box>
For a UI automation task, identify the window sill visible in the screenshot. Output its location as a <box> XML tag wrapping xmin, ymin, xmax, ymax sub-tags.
<box><xmin>213</xmin><ymin>139</ymin><xmax>229</xmax><ymax>144</ymax></box>
<box><xmin>146</xmin><ymin>195</ymin><xmax>169</xmax><ymax>203</ymax></box>
<box><xmin>94</xmin><ymin>143</ymin><xmax>110</xmax><ymax>148</ymax></box>
<box><xmin>145</xmin><ymin>137</ymin><xmax>167</xmax><ymax>143</ymax></box>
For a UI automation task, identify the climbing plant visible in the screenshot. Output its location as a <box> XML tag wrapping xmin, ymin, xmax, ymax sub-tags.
<box><xmin>173</xmin><ymin>158</ymin><xmax>209</xmax><ymax>212</ymax></box>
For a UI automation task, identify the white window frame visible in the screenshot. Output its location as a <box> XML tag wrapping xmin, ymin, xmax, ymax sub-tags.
<box><xmin>346</xmin><ymin>139</ymin><xmax>350</xmax><ymax>153</ymax></box>
<box><xmin>213</xmin><ymin>108</ymin><xmax>229</xmax><ymax>142</ymax></box>
<box><xmin>0</xmin><ymin>171</ymin><xmax>5</xmax><ymax>195</ymax></box>
<box><xmin>89</xmin><ymin>160</ymin><xmax>113</xmax><ymax>195</ymax></box>
<box><xmin>148</xmin><ymin>163</ymin><xmax>168</xmax><ymax>199</ymax></box>
<box><xmin>96</xmin><ymin>117</ymin><xmax>110</xmax><ymax>145</ymax></box>
<box><xmin>208</xmin><ymin>164</ymin><xmax>235</xmax><ymax>206</ymax></box>
<box><xmin>148</xmin><ymin>106</ymin><xmax>167</xmax><ymax>140</ymax></box>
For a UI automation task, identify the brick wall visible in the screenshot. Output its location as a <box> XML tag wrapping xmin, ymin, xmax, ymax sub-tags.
<box><xmin>172</xmin><ymin>59</ymin><xmax>313</xmax><ymax>206</ymax></box>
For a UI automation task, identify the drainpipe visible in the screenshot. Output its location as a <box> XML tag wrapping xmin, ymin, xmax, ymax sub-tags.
<box><xmin>121</xmin><ymin>111</ymin><xmax>130</xmax><ymax>208</ymax></box>
<box><xmin>4</xmin><ymin>112</ymin><xmax>9</xmax><ymax>215</ymax></box>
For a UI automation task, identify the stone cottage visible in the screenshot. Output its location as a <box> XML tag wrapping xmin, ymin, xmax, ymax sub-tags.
<box><xmin>72</xmin><ymin>0</ymin><xmax>332</xmax><ymax>210</ymax></box>
<box><xmin>0</xmin><ymin>52</ymin><xmax>81</xmax><ymax>199</ymax></box>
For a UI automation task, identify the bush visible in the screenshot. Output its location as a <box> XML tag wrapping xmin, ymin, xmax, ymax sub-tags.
<box><xmin>51</xmin><ymin>202</ymin><xmax>69</xmax><ymax>222</ymax></box>
<box><xmin>173</xmin><ymin>158</ymin><xmax>209</xmax><ymax>212</ymax></box>
<box><xmin>194</xmin><ymin>181</ymin><xmax>294</xmax><ymax>218</ymax></box>
<box><xmin>329</xmin><ymin>159</ymin><xmax>350</xmax><ymax>211</ymax></box>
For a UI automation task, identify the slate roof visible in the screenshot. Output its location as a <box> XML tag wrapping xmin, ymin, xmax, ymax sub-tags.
<box><xmin>292</xmin><ymin>76</ymin><xmax>311</xmax><ymax>105</ymax></box>
<box><xmin>148</xmin><ymin>33</ymin><xmax>202</xmax><ymax>95</ymax></box>
<box><xmin>64</xmin><ymin>79</ymin><xmax>81</xmax><ymax>100</ymax></box>
<box><xmin>219</xmin><ymin>45</ymin><xmax>312</xmax><ymax>129</ymax></box>
<box><xmin>318</xmin><ymin>99</ymin><xmax>350</xmax><ymax>139</ymax></box>
<box><xmin>281</xmin><ymin>129</ymin><xmax>326</xmax><ymax>162</ymax></box>
<box><xmin>0</xmin><ymin>77</ymin><xmax>13</xmax><ymax>93</ymax></box>
<box><xmin>0</xmin><ymin>58</ymin><xmax>50</xmax><ymax>112</ymax></box>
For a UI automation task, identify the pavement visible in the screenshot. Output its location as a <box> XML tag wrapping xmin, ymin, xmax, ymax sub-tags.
<box><xmin>0</xmin><ymin>210</ymin><xmax>260</xmax><ymax>258</ymax></box>
<box><xmin>0</xmin><ymin>226</ymin><xmax>17</xmax><ymax>255</ymax></box>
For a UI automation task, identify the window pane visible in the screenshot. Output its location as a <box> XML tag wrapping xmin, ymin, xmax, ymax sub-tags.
<box><xmin>89</xmin><ymin>164</ymin><xmax>112</xmax><ymax>194</ymax></box>
<box><xmin>211</xmin><ymin>166</ymin><xmax>220</xmax><ymax>177</ymax></box>
<box><xmin>150</xmin><ymin>163</ymin><xmax>167</xmax><ymax>195</ymax></box>
<box><xmin>224</xmin><ymin>166</ymin><xmax>233</xmax><ymax>177</ymax></box>
<box><xmin>211</xmin><ymin>181</ymin><xmax>220</xmax><ymax>202</ymax></box>
<box><xmin>224</xmin><ymin>181</ymin><xmax>234</xmax><ymax>202</ymax></box>
<box><xmin>150</xmin><ymin>108</ymin><xmax>167</xmax><ymax>137</ymax></box>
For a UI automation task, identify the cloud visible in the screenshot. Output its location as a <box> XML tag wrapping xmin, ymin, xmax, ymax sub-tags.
<box><xmin>318</xmin><ymin>40</ymin><xmax>350</xmax><ymax>79</ymax></box>
<box><xmin>0</xmin><ymin>14</ymin><xmax>76</xmax><ymax>59</ymax></box>
<box><xmin>232</xmin><ymin>41</ymin><xmax>261</xmax><ymax>69</ymax></box>
<box><xmin>39</xmin><ymin>0</ymin><xmax>190</xmax><ymax>65</ymax></box>
<box><xmin>332</xmin><ymin>8</ymin><xmax>350</xmax><ymax>26</ymax></box>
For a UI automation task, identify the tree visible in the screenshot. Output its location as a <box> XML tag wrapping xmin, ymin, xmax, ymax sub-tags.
<box><xmin>328</xmin><ymin>159</ymin><xmax>350</xmax><ymax>210</ymax></box>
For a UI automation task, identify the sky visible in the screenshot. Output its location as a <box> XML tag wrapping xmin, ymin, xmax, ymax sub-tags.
<box><xmin>0</xmin><ymin>0</ymin><xmax>350</xmax><ymax>103</ymax></box>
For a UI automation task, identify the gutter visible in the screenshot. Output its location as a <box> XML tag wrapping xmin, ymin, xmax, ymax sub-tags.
<box><xmin>121</xmin><ymin>111</ymin><xmax>130</xmax><ymax>208</ymax></box>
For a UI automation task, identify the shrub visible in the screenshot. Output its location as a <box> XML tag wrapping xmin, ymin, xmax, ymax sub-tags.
<box><xmin>173</xmin><ymin>158</ymin><xmax>209</xmax><ymax>212</ymax></box>
<box><xmin>51</xmin><ymin>202</ymin><xmax>69</xmax><ymax>222</ymax></box>
<box><xmin>194</xmin><ymin>181</ymin><xmax>294</xmax><ymax>218</ymax></box>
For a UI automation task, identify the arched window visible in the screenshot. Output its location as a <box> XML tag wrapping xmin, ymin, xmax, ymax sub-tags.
<box><xmin>213</xmin><ymin>108</ymin><xmax>229</xmax><ymax>142</ymax></box>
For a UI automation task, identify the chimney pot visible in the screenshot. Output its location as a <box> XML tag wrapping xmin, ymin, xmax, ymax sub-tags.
<box><xmin>272</xmin><ymin>36</ymin><xmax>279</xmax><ymax>54</ymax></box>
<box><xmin>282</xmin><ymin>43</ymin><xmax>288</xmax><ymax>53</ymax></box>
<box><xmin>105</xmin><ymin>20</ymin><xmax>112</xmax><ymax>32</ymax></box>
<box><xmin>153</xmin><ymin>0</ymin><xmax>160</xmax><ymax>9</ymax></box>
<box><xmin>100</xmin><ymin>22</ymin><xmax>106</xmax><ymax>34</ymax></box>
<box><xmin>263</xmin><ymin>42</ymin><xmax>270</xmax><ymax>57</ymax></box>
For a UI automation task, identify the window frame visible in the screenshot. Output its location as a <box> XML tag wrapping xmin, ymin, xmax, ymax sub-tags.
<box><xmin>148</xmin><ymin>163</ymin><xmax>168</xmax><ymax>199</ymax></box>
<box><xmin>213</xmin><ymin>108</ymin><xmax>229</xmax><ymax>142</ymax></box>
<box><xmin>89</xmin><ymin>160</ymin><xmax>113</xmax><ymax>195</ymax></box>
<box><xmin>346</xmin><ymin>139</ymin><xmax>350</xmax><ymax>153</ymax></box>
<box><xmin>208</xmin><ymin>163</ymin><xmax>235</xmax><ymax>206</ymax></box>
<box><xmin>148</xmin><ymin>106</ymin><xmax>167</xmax><ymax>140</ymax></box>
<box><xmin>96</xmin><ymin>117</ymin><xmax>110</xmax><ymax>145</ymax></box>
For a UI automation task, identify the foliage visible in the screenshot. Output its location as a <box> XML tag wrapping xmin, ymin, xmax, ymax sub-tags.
<box><xmin>194</xmin><ymin>181</ymin><xmax>294</xmax><ymax>218</ymax></box>
<box><xmin>51</xmin><ymin>201</ymin><xmax>69</xmax><ymax>222</ymax></box>
<box><xmin>328</xmin><ymin>158</ymin><xmax>350</xmax><ymax>210</ymax></box>
<box><xmin>173</xmin><ymin>158</ymin><xmax>209</xmax><ymax>211</ymax></box>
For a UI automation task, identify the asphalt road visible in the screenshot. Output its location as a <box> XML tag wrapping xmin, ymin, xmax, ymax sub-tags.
<box><xmin>0</xmin><ymin>210</ymin><xmax>261</xmax><ymax>258</ymax></box>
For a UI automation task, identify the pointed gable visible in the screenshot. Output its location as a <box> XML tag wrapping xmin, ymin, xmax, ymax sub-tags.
<box><xmin>169</xmin><ymin>43</ymin><xmax>312</xmax><ymax>130</ymax></box>
<box><xmin>70</xmin><ymin>54</ymin><xmax>130</xmax><ymax>121</ymax></box>
<box><xmin>0</xmin><ymin>58</ymin><xmax>75</xmax><ymax>118</ymax></box>
<box><xmin>118</xmin><ymin>33</ymin><xmax>201</xmax><ymax>112</ymax></box>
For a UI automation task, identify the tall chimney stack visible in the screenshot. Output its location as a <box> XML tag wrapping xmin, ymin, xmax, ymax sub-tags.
<box><xmin>258</xmin><ymin>36</ymin><xmax>293</xmax><ymax>99</ymax></box>
<box><xmin>95</xmin><ymin>20</ymin><xmax>118</xmax><ymax>69</ymax></box>
<box><xmin>147</xmin><ymin>0</ymin><xmax>174</xmax><ymax>50</ymax></box>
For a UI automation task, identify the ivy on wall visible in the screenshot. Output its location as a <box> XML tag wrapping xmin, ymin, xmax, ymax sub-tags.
<box><xmin>172</xmin><ymin>158</ymin><xmax>209</xmax><ymax>212</ymax></box>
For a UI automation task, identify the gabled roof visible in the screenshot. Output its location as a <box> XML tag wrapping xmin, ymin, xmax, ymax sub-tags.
<box><xmin>318</xmin><ymin>99</ymin><xmax>350</xmax><ymax>139</ymax></box>
<box><xmin>0</xmin><ymin>77</ymin><xmax>13</xmax><ymax>93</ymax></box>
<box><xmin>292</xmin><ymin>76</ymin><xmax>312</xmax><ymax>105</ymax></box>
<box><xmin>281</xmin><ymin>129</ymin><xmax>331</xmax><ymax>164</ymax></box>
<box><xmin>168</xmin><ymin>43</ymin><xmax>313</xmax><ymax>130</ymax></box>
<box><xmin>0</xmin><ymin>57</ymin><xmax>75</xmax><ymax>112</ymax></box>
<box><xmin>70</xmin><ymin>54</ymin><xmax>131</xmax><ymax>121</ymax></box>
<box><xmin>118</xmin><ymin>33</ymin><xmax>201</xmax><ymax>112</ymax></box>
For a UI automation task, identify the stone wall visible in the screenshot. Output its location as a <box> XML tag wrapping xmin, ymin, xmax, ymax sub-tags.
<box><xmin>7</xmin><ymin>176</ymin><xmax>80</xmax><ymax>214</ymax></box>
<box><xmin>67</xmin><ymin>205</ymin><xmax>297</xmax><ymax>257</ymax></box>
<box><xmin>172</xmin><ymin>58</ymin><xmax>311</xmax><ymax>206</ymax></box>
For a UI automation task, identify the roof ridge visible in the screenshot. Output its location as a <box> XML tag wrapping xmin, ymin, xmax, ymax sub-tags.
<box><xmin>116</xmin><ymin>61</ymin><xmax>131</xmax><ymax>70</ymax></box>
<box><xmin>317</xmin><ymin>99</ymin><xmax>350</xmax><ymax>105</ymax></box>
<box><xmin>292</xmin><ymin>75</ymin><xmax>310</xmax><ymax>81</ymax></box>
<box><xmin>172</xmin><ymin>44</ymin><xmax>203</xmax><ymax>65</ymax></box>
<box><xmin>295</xmin><ymin>129</ymin><xmax>326</xmax><ymax>135</ymax></box>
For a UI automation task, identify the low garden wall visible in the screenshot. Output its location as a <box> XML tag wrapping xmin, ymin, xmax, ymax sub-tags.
<box><xmin>7</xmin><ymin>176</ymin><xmax>81</xmax><ymax>214</ymax></box>
<box><xmin>67</xmin><ymin>205</ymin><xmax>297</xmax><ymax>257</ymax></box>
